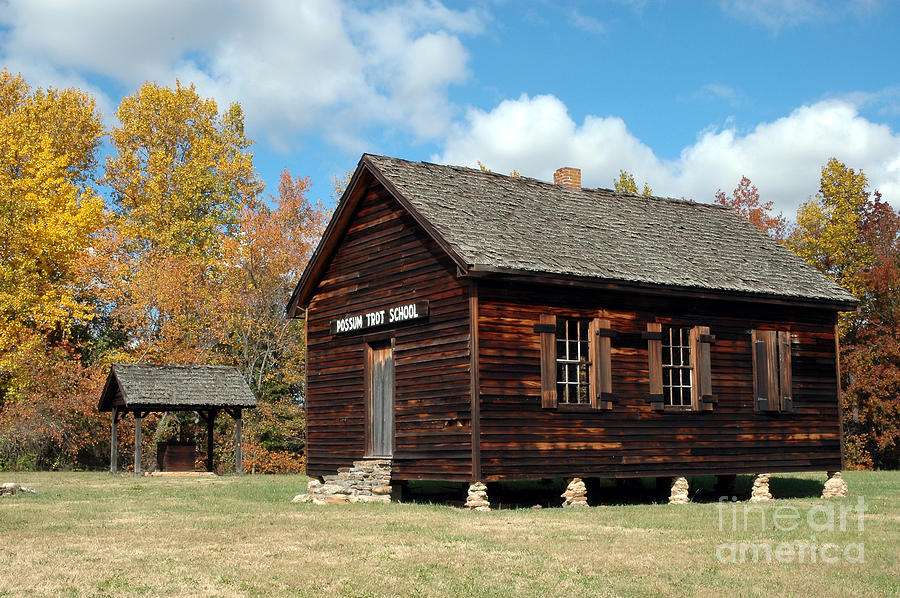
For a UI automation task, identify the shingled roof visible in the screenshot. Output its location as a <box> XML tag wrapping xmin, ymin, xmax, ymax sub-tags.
<box><xmin>289</xmin><ymin>154</ymin><xmax>857</xmax><ymax>312</ymax></box>
<box><xmin>98</xmin><ymin>364</ymin><xmax>257</xmax><ymax>412</ymax></box>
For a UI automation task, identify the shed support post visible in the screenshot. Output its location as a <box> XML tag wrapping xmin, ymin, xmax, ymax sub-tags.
<box><xmin>133</xmin><ymin>412</ymin><xmax>142</xmax><ymax>475</ymax></box>
<box><xmin>110</xmin><ymin>407</ymin><xmax>119</xmax><ymax>474</ymax></box>
<box><xmin>234</xmin><ymin>409</ymin><xmax>243</xmax><ymax>475</ymax></box>
<box><xmin>206</xmin><ymin>410</ymin><xmax>217</xmax><ymax>474</ymax></box>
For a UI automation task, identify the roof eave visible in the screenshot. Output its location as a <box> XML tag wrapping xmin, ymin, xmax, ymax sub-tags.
<box><xmin>465</xmin><ymin>265</ymin><xmax>860</xmax><ymax>311</ymax></box>
<box><xmin>285</xmin><ymin>154</ymin><xmax>469</xmax><ymax>316</ymax></box>
<box><xmin>285</xmin><ymin>157</ymin><xmax>371</xmax><ymax>317</ymax></box>
<box><xmin>97</xmin><ymin>365</ymin><xmax>127</xmax><ymax>412</ymax></box>
<box><xmin>362</xmin><ymin>155</ymin><xmax>469</xmax><ymax>273</ymax></box>
<box><xmin>120</xmin><ymin>402</ymin><xmax>258</xmax><ymax>411</ymax></box>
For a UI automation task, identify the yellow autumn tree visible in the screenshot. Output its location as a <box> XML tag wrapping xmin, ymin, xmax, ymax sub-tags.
<box><xmin>0</xmin><ymin>70</ymin><xmax>106</xmax><ymax>469</ymax></box>
<box><xmin>613</xmin><ymin>170</ymin><xmax>652</xmax><ymax>196</ymax></box>
<box><xmin>101</xmin><ymin>81</ymin><xmax>262</xmax><ymax>363</ymax></box>
<box><xmin>0</xmin><ymin>69</ymin><xmax>104</xmax><ymax>366</ymax></box>
<box><xmin>788</xmin><ymin>158</ymin><xmax>873</xmax><ymax>301</ymax></box>
<box><xmin>104</xmin><ymin>81</ymin><xmax>260</xmax><ymax>259</ymax></box>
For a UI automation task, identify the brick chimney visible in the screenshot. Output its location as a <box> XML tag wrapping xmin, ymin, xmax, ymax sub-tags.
<box><xmin>554</xmin><ymin>167</ymin><xmax>581</xmax><ymax>190</ymax></box>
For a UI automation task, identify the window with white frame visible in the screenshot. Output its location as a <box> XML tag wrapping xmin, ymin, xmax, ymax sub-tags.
<box><xmin>662</xmin><ymin>326</ymin><xmax>693</xmax><ymax>407</ymax></box>
<box><xmin>555</xmin><ymin>318</ymin><xmax>591</xmax><ymax>404</ymax></box>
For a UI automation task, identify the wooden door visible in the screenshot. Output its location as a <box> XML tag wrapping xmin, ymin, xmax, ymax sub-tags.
<box><xmin>367</xmin><ymin>343</ymin><xmax>394</xmax><ymax>457</ymax></box>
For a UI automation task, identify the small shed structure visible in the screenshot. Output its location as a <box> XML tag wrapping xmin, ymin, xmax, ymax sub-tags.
<box><xmin>98</xmin><ymin>364</ymin><xmax>257</xmax><ymax>474</ymax></box>
<box><xmin>287</xmin><ymin>154</ymin><xmax>858</xmax><ymax>505</ymax></box>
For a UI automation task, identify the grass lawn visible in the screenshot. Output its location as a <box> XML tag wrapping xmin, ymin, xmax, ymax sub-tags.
<box><xmin>0</xmin><ymin>470</ymin><xmax>897</xmax><ymax>597</ymax></box>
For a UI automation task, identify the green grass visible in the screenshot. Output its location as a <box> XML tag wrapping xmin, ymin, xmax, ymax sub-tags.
<box><xmin>0</xmin><ymin>471</ymin><xmax>897</xmax><ymax>597</ymax></box>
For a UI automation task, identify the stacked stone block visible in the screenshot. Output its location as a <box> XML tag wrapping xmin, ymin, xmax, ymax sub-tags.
<box><xmin>748</xmin><ymin>473</ymin><xmax>773</xmax><ymax>503</ymax></box>
<box><xmin>821</xmin><ymin>471</ymin><xmax>848</xmax><ymax>498</ymax></box>
<box><xmin>668</xmin><ymin>477</ymin><xmax>690</xmax><ymax>504</ymax></box>
<box><xmin>465</xmin><ymin>481</ymin><xmax>491</xmax><ymax>511</ymax></box>
<box><xmin>561</xmin><ymin>478</ymin><xmax>588</xmax><ymax>508</ymax></box>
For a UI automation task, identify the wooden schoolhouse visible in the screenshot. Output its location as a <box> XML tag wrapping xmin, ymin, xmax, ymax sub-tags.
<box><xmin>287</xmin><ymin>154</ymin><xmax>856</xmax><ymax>506</ymax></box>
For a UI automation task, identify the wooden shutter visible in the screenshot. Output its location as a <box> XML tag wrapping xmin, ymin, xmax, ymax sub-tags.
<box><xmin>645</xmin><ymin>322</ymin><xmax>663</xmax><ymax>410</ymax></box>
<box><xmin>539</xmin><ymin>314</ymin><xmax>557</xmax><ymax>409</ymax></box>
<box><xmin>590</xmin><ymin>318</ymin><xmax>613</xmax><ymax>410</ymax></box>
<box><xmin>752</xmin><ymin>330</ymin><xmax>779</xmax><ymax>412</ymax></box>
<box><xmin>778</xmin><ymin>331</ymin><xmax>793</xmax><ymax>412</ymax></box>
<box><xmin>693</xmin><ymin>326</ymin><xmax>715</xmax><ymax>411</ymax></box>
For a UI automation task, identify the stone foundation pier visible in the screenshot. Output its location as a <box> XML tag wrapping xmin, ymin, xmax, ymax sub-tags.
<box><xmin>822</xmin><ymin>471</ymin><xmax>848</xmax><ymax>498</ymax></box>
<box><xmin>465</xmin><ymin>481</ymin><xmax>490</xmax><ymax>511</ymax></box>
<box><xmin>561</xmin><ymin>478</ymin><xmax>589</xmax><ymax>507</ymax></box>
<box><xmin>748</xmin><ymin>473</ymin><xmax>773</xmax><ymax>503</ymax></box>
<box><xmin>668</xmin><ymin>476</ymin><xmax>690</xmax><ymax>504</ymax></box>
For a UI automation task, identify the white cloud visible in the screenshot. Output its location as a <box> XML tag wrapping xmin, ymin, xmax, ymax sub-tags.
<box><xmin>696</xmin><ymin>83</ymin><xmax>740</xmax><ymax>105</ymax></box>
<box><xmin>570</xmin><ymin>10</ymin><xmax>606</xmax><ymax>34</ymax></box>
<box><xmin>436</xmin><ymin>94</ymin><xmax>900</xmax><ymax>214</ymax></box>
<box><xmin>0</xmin><ymin>0</ymin><xmax>483</xmax><ymax>149</ymax></box>
<box><xmin>842</xmin><ymin>85</ymin><xmax>900</xmax><ymax>117</ymax></box>
<box><xmin>720</xmin><ymin>0</ymin><xmax>881</xmax><ymax>32</ymax></box>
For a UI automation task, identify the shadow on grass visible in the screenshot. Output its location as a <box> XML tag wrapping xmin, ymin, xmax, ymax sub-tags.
<box><xmin>767</xmin><ymin>475</ymin><xmax>825</xmax><ymax>499</ymax></box>
<box><xmin>400</xmin><ymin>474</ymin><xmax>825</xmax><ymax>509</ymax></box>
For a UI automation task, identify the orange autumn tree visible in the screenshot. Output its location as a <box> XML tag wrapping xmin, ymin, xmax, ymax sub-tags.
<box><xmin>838</xmin><ymin>191</ymin><xmax>900</xmax><ymax>469</ymax></box>
<box><xmin>714</xmin><ymin>176</ymin><xmax>787</xmax><ymax>241</ymax></box>
<box><xmin>99</xmin><ymin>83</ymin><xmax>331</xmax><ymax>473</ymax></box>
<box><xmin>0</xmin><ymin>339</ymin><xmax>107</xmax><ymax>470</ymax></box>
<box><xmin>218</xmin><ymin>170</ymin><xmax>328</xmax><ymax>472</ymax></box>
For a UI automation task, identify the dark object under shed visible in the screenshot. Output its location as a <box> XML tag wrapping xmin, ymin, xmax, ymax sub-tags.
<box><xmin>156</xmin><ymin>441</ymin><xmax>197</xmax><ymax>472</ymax></box>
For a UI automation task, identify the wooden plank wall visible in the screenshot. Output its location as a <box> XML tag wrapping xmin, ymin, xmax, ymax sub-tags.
<box><xmin>305</xmin><ymin>182</ymin><xmax>472</xmax><ymax>480</ymax></box>
<box><xmin>477</xmin><ymin>281</ymin><xmax>843</xmax><ymax>481</ymax></box>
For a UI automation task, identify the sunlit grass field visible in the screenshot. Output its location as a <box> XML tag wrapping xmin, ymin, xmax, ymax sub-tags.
<box><xmin>1</xmin><ymin>471</ymin><xmax>897</xmax><ymax>597</ymax></box>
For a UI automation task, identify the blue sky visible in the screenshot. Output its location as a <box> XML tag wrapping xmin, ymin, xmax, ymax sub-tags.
<box><xmin>2</xmin><ymin>0</ymin><xmax>899</xmax><ymax>214</ymax></box>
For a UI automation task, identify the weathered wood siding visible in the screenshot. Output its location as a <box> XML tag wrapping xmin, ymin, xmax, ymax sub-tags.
<box><xmin>476</xmin><ymin>281</ymin><xmax>843</xmax><ymax>480</ymax></box>
<box><xmin>305</xmin><ymin>182</ymin><xmax>472</xmax><ymax>480</ymax></box>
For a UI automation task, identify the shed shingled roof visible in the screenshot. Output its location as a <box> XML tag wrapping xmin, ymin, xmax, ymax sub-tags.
<box><xmin>361</xmin><ymin>154</ymin><xmax>856</xmax><ymax>307</ymax></box>
<box><xmin>98</xmin><ymin>364</ymin><xmax>257</xmax><ymax>412</ymax></box>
